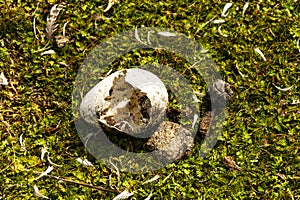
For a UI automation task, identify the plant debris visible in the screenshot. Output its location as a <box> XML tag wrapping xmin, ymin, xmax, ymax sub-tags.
<box><xmin>222</xmin><ymin>156</ymin><xmax>242</xmax><ymax>171</ymax></box>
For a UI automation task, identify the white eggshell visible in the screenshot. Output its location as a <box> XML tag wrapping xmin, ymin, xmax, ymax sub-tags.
<box><xmin>80</xmin><ymin>68</ymin><xmax>168</xmax><ymax>135</ymax></box>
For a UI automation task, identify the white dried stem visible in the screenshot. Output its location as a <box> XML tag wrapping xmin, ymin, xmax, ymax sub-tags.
<box><xmin>142</xmin><ymin>174</ymin><xmax>160</xmax><ymax>185</ymax></box>
<box><xmin>192</xmin><ymin>114</ymin><xmax>199</xmax><ymax>129</ymax></box>
<box><xmin>134</xmin><ymin>27</ymin><xmax>144</xmax><ymax>44</ymax></box>
<box><xmin>33</xmin><ymin>17</ymin><xmax>38</xmax><ymax>39</ymax></box>
<box><xmin>47</xmin><ymin>153</ymin><xmax>63</xmax><ymax>167</ymax></box>
<box><xmin>144</xmin><ymin>192</ymin><xmax>153</xmax><ymax>200</ymax></box>
<box><xmin>254</xmin><ymin>47</ymin><xmax>266</xmax><ymax>61</ymax></box>
<box><xmin>76</xmin><ymin>158</ymin><xmax>94</xmax><ymax>167</ymax></box>
<box><xmin>157</xmin><ymin>31</ymin><xmax>177</xmax><ymax>37</ymax></box>
<box><xmin>235</xmin><ymin>63</ymin><xmax>247</xmax><ymax>77</ymax></box>
<box><xmin>41</xmin><ymin>146</ymin><xmax>48</xmax><ymax>161</ymax></box>
<box><xmin>35</xmin><ymin>166</ymin><xmax>54</xmax><ymax>180</ymax></box>
<box><xmin>218</xmin><ymin>26</ymin><xmax>228</xmax><ymax>37</ymax></box>
<box><xmin>104</xmin><ymin>0</ymin><xmax>120</xmax><ymax>12</ymax></box>
<box><xmin>19</xmin><ymin>133</ymin><xmax>25</xmax><ymax>147</ymax></box>
<box><xmin>242</xmin><ymin>2</ymin><xmax>249</xmax><ymax>17</ymax></box>
<box><xmin>33</xmin><ymin>184</ymin><xmax>49</xmax><ymax>199</ymax></box>
<box><xmin>272</xmin><ymin>83</ymin><xmax>293</xmax><ymax>91</ymax></box>
<box><xmin>41</xmin><ymin>49</ymin><xmax>55</xmax><ymax>56</ymax></box>
<box><xmin>113</xmin><ymin>190</ymin><xmax>134</xmax><ymax>200</ymax></box>
<box><xmin>221</xmin><ymin>3</ymin><xmax>233</xmax><ymax>17</ymax></box>
<box><xmin>62</xmin><ymin>21</ymin><xmax>69</xmax><ymax>37</ymax></box>
<box><xmin>212</xmin><ymin>19</ymin><xmax>225</xmax><ymax>24</ymax></box>
<box><xmin>109</xmin><ymin>160</ymin><xmax>120</xmax><ymax>183</ymax></box>
<box><xmin>147</xmin><ymin>31</ymin><xmax>152</xmax><ymax>45</ymax></box>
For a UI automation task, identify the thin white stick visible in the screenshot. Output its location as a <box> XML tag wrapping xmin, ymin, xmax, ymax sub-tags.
<box><xmin>35</xmin><ymin>166</ymin><xmax>54</xmax><ymax>180</ymax></box>
<box><xmin>135</xmin><ymin>27</ymin><xmax>144</xmax><ymax>44</ymax></box>
<box><xmin>33</xmin><ymin>184</ymin><xmax>49</xmax><ymax>199</ymax></box>
<box><xmin>254</xmin><ymin>47</ymin><xmax>266</xmax><ymax>61</ymax></box>
<box><xmin>218</xmin><ymin>26</ymin><xmax>228</xmax><ymax>37</ymax></box>
<box><xmin>221</xmin><ymin>3</ymin><xmax>233</xmax><ymax>17</ymax></box>
<box><xmin>33</xmin><ymin>17</ymin><xmax>38</xmax><ymax>39</ymax></box>
<box><xmin>113</xmin><ymin>190</ymin><xmax>134</xmax><ymax>200</ymax></box>
<box><xmin>47</xmin><ymin>153</ymin><xmax>63</xmax><ymax>167</ymax></box>
<box><xmin>62</xmin><ymin>21</ymin><xmax>69</xmax><ymax>37</ymax></box>
<box><xmin>212</xmin><ymin>19</ymin><xmax>225</xmax><ymax>24</ymax></box>
<box><xmin>192</xmin><ymin>114</ymin><xmax>199</xmax><ymax>129</ymax></box>
<box><xmin>41</xmin><ymin>146</ymin><xmax>48</xmax><ymax>161</ymax></box>
<box><xmin>269</xmin><ymin>28</ymin><xmax>275</xmax><ymax>37</ymax></box>
<box><xmin>157</xmin><ymin>31</ymin><xmax>177</xmax><ymax>37</ymax></box>
<box><xmin>142</xmin><ymin>174</ymin><xmax>160</xmax><ymax>185</ymax></box>
<box><xmin>147</xmin><ymin>31</ymin><xmax>152</xmax><ymax>45</ymax></box>
<box><xmin>144</xmin><ymin>192</ymin><xmax>153</xmax><ymax>200</ymax></box>
<box><xmin>109</xmin><ymin>159</ymin><xmax>120</xmax><ymax>184</ymax></box>
<box><xmin>272</xmin><ymin>83</ymin><xmax>293</xmax><ymax>91</ymax></box>
<box><xmin>19</xmin><ymin>133</ymin><xmax>25</xmax><ymax>147</ymax></box>
<box><xmin>235</xmin><ymin>63</ymin><xmax>247</xmax><ymax>77</ymax></box>
<box><xmin>242</xmin><ymin>2</ymin><xmax>249</xmax><ymax>17</ymax></box>
<box><xmin>194</xmin><ymin>15</ymin><xmax>217</xmax><ymax>35</ymax></box>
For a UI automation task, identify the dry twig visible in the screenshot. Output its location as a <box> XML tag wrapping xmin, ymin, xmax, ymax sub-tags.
<box><xmin>24</xmin><ymin>169</ymin><xmax>118</xmax><ymax>193</ymax></box>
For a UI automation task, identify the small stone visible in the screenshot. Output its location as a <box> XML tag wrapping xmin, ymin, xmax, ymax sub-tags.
<box><xmin>146</xmin><ymin>121</ymin><xmax>194</xmax><ymax>162</ymax></box>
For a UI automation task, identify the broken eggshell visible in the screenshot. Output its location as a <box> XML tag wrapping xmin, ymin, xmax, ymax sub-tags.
<box><xmin>80</xmin><ymin>68</ymin><xmax>168</xmax><ymax>137</ymax></box>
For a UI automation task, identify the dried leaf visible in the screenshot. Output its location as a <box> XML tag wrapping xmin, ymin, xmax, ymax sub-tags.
<box><xmin>276</xmin><ymin>173</ymin><xmax>286</xmax><ymax>180</ymax></box>
<box><xmin>222</xmin><ymin>156</ymin><xmax>242</xmax><ymax>171</ymax></box>
<box><xmin>199</xmin><ymin>111</ymin><xmax>212</xmax><ymax>135</ymax></box>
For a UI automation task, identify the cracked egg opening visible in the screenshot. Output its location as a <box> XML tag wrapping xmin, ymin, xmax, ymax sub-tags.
<box><xmin>80</xmin><ymin>68</ymin><xmax>168</xmax><ymax>137</ymax></box>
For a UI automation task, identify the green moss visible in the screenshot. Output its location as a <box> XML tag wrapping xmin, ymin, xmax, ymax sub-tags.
<box><xmin>0</xmin><ymin>0</ymin><xmax>299</xmax><ymax>199</ymax></box>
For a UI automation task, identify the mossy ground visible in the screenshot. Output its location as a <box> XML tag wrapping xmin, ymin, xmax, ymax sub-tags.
<box><xmin>0</xmin><ymin>0</ymin><xmax>299</xmax><ymax>199</ymax></box>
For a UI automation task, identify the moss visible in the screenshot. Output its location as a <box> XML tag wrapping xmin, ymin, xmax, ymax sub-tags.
<box><xmin>0</xmin><ymin>0</ymin><xmax>299</xmax><ymax>199</ymax></box>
